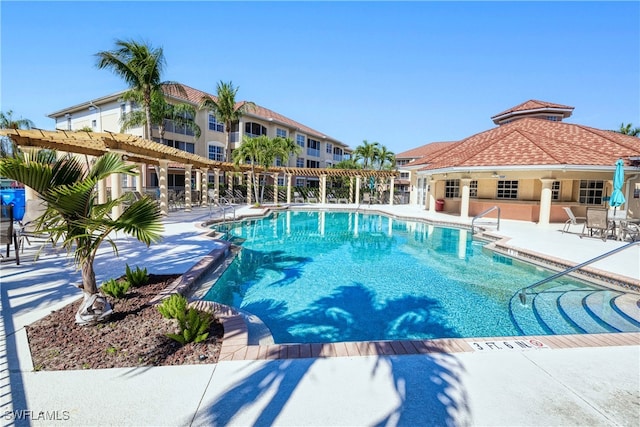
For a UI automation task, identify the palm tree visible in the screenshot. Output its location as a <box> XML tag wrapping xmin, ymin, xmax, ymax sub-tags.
<box><xmin>256</xmin><ymin>136</ymin><xmax>301</xmax><ymax>202</ymax></box>
<box><xmin>120</xmin><ymin>89</ymin><xmax>201</xmax><ymax>143</ymax></box>
<box><xmin>0</xmin><ymin>150</ymin><xmax>163</xmax><ymax>325</ymax></box>
<box><xmin>353</xmin><ymin>140</ymin><xmax>380</xmax><ymax>170</ymax></box>
<box><xmin>95</xmin><ymin>39</ymin><xmax>186</xmax><ymax>140</ymax></box>
<box><xmin>0</xmin><ymin>110</ymin><xmax>35</xmax><ymax>157</ymax></box>
<box><xmin>199</xmin><ymin>81</ymin><xmax>255</xmax><ymax>161</ymax></box>
<box><xmin>232</xmin><ymin>135</ymin><xmax>263</xmax><ymax>202</ymax></box>
<box><xmin>617</xmin><ymin>123</ymin><xmax>640</xmax><ymax>137</ymax></box>
<box><xmin>374</xmin><ymin>144</ymin><xmax>396</xmax><ymax>171</ymax></box>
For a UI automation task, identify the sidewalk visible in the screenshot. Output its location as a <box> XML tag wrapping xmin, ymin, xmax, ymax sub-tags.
<box><xmin>1</xmin><ymin>205</ymin><xmax>638</xmax><ymax>426</ymax></box>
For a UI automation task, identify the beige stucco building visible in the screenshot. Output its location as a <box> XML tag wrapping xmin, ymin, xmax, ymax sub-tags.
<box><xmin>396</xmin><ymin>100</ymin><xmax>640</xmax><ymax>224</ymax></box>
<box><xmin>47</xmin><ymin>83</ymin><xmax>351</xmax><ymax>191</ymax></box>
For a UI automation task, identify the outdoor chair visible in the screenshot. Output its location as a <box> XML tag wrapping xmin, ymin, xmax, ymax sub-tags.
<box><xmin>306</xmin><ymin>192</ymin><xmax>318</xmax><ymax>203</ymax></box>
<box><xmin>18</xmin><ymin>199</ymin><xmax>54</xmax><ymax>253</ymax></box>
<box><xmin>580</xmin><ymin>207</ymin><xmax>614</xmax><ymax>242</ymax></box>
<box><xmin>293</xmin><ymin>192</ymin><xmax>305</xmax><ymax>203</ymax></box>
<box><xmin>619</xmin><ymin>220</ymin><xmax>640</xmax><ymax>242</ymax></box>
<box><xmin>1</xmin><ymin>204</ymin><xmax>20</xmax><ymax>265</ymax></box>
<box><xmin>562</xmin><ymin>207</ymin><xmax>586</xmax><ymax>233</ymax></box>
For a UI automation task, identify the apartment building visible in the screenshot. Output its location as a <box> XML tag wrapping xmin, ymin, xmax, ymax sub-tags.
<box><xmin>47</xmin><ymin>83</ymin><xmax>351</xmax><ymax>190</ymax></box>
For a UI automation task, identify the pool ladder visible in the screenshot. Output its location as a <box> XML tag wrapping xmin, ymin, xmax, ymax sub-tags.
<box><xmin>517</xmin><ymin>240</ymin><xmax>640</xmax><ymax>305</ymax></box>
<box><xmin>472</xmin><ymin>206</ymin><xmax>501</xmax><ymax>235</ymax></box>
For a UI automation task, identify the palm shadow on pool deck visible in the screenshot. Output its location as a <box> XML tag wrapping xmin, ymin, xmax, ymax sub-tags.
<box><xmin>243</xmin><ymin>282</ymin><xmax>460</xmax><ymax>344</ymax></box>
<box><xmin>193</xmin><ymin>351</ymin><xmax>470</xmax><ymax>426</ymax></box>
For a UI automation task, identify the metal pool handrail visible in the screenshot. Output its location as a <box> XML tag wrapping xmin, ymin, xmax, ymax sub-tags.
<box><xmin>517</xmin><ymin>240</ymin><xmax>640</xmax><ymax>305</ymax></box>
<box><xmin>472</xmin><ymin>206</ymin><xmax>500</xmax><ymax>234</ymax></box>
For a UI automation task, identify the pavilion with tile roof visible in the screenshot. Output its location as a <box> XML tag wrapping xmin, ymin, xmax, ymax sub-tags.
<box><xmin>396</xmin><ymin>100</ymin><xmax>640</xmax><ymax>224</ymax></box>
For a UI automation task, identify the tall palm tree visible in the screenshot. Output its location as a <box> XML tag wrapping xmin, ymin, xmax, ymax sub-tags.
<box><xmin>256</xmin><ymin>136</ymin><xmax>301</xmax><ymax>202</ymax></box>
<box><xmin>95</xmin><ymin>39</ymin><xmax>186</xmax><ymax>140</ymax></box>
<box><xmin>374</xmin><ymin>144</ymin><xmax>396</xmax><ymax>171</ymax></box>
<box><xmin>0</xmin><ymin>110</ymin><xmax>35</xmax><ymax>157</ymax></box>
<box><xmin>199</xmin><ymin>81</ymin><xmax>255</xmax><ymax>161</ymax></box>
<box><xmin>120</xmin><ymin>89</ymin><xmax>201</xmax><ymax>144</ymax></box>
<box><xmin>0</xmin><ymin>150</ymin><xmax>163</xmax><ymax>325</ymax></box>
<box><xmin>617</xmin><ymin>122</ymin><xmax>640</xmax><ymax>137</ymax></box>
<box><xmin>353</xmin><ymin>140</ymin><xmax>380</xmax><ymax>170</ymax></box>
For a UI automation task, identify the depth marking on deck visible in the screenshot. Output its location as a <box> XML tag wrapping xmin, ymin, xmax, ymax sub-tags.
<box><xmin>467</xmin><ymin>338</ymin><xmax>550</xmax><ymax>352</ymax></box>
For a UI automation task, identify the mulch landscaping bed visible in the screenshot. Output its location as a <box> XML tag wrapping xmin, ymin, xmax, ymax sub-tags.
<box><xmin>26</xmin><ymin>274</ymin><xmax>223</xmax><ymax>371</ymax></box>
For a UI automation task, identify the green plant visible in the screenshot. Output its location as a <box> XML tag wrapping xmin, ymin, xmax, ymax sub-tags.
<box><xmin>157</xmin><ymin>294</ymin><xmax>188</xmax><ymax>319</ymax></box>
<box><xmin>125</xmin><ymin>264</ymin><xmax>149</xmax><ymax>287</ymax></box>
<box><xmin>101</xmin><ymin>279</ymin><xmax>130</xmax><ymax>299</ymax></box>
<box><xmin>166</xmin><ymin>308</ymin><xmax>212</xmax><ymax>345</ymax></box>
<box><xmin>106</xmin><ymin>346</ymin><xmax>118</xmax><ymax>355</ymax></box>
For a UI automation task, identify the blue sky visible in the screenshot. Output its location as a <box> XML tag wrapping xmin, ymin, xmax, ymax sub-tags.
<box><xmin>1</xmin><ymin>1</ymin><xmax>638</xmax><ymax>153</ymax></box>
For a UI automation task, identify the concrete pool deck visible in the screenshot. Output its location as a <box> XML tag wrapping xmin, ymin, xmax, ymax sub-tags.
<box><xmin>1</xmin><ymin>204</ymin><xmax>639</xmax><ymax>426</ymax></box>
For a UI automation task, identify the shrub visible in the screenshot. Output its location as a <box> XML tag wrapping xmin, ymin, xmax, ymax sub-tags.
<box><xmin>166</xmin><ymin>308</ymin><xmax>212</xmax><ymax>345</ymax></box>
<box><xmin>100</xmin><ymin>279</ymin><xmax>130</xmax><ymax>299</ymax></box>
<box><xmin>157</xmin><ymin>294</ymin><xmax>188</xmax><ymax>319</ymax></box>
<box><xmin>125</xmin><ymin>264</ymin><xmax>149</xmax><ymax>287</ymax></box>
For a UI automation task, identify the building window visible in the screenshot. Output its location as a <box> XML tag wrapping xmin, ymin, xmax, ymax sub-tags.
<box><xmin>296</xmin><ymin>157</ymin><xmax>304</xmax><ymax>168</ymax></box>
<box><xmin>307</xmin><ymin>160</ymin><xmax>320</xmax><ymax>168</ymax></box>
<box><xmin>333</xmin><ymin>147</ymin><xmax>343</xmax><ymax>162</ymax></box>
<box><xmin>66</xmin><ymin>116</ymin><xmax>72</xmax><ymax>130</ymax></box>
<box><xmin>326</xmin><ymin>143</ymin><xmax>333</xmax><ymax>154</ymax></box>
<box><xmin>552</xmin><ymin>181</ymin><xmax>560</xmax><ymax>200</ymax></box>
<box><xmin>307</xmin><ymin>138</ymin><xmax>320</xmax><ymax>157</ymax></box>
<box><xmin>208</xmin><ymin>114</ymin><xmax>224</xmax><ymax>132</ymax></box>
<box><xmin>296</xmin><ymin>134</ymin><xmax>305</xmax><ymax>148</ymax></box>
<box><xmin>400</xmin><ymin>172</ymin><xmax>410</xmax><ymax>180</ymax></box>
<box><xmin>120</xmin><ymin>103</ymin><xmax>126</xmax><ymax>116</ymax></box>
<box><xmin>546</xmin><ymin>116</ymin><xmax>560</xmax><ymax>122</ymax></box>
<box><xmin>275</xmin><ymin>156</ymin><xmax>283</xmax><ymax>167</ymax></box>
<box><xmin>208</xmin><ymin>145</ymin><xmax>224</xmax><ymax>161</ymax></box>
<box><xmin>91</xmin><ymin>119</ymin><xmax>97</xmax><ymax>128</ymax></box>
<box><xmin>276</xmin><ymin>128</ymin><xmax>287</xmax><ymax>138</ymax></box>
<box><xmin>579</xmin><ymin>180</ymin><xmax>604</xmax><ymax>205</ymax></box>
<box><xmin>245</xmin><ymin>122</ymin><xmax>267</xmax><ymax>138</ymax></box>
<box><xmin>277</xmin><ymin>176</ymin><xmax>285</xmax><ymax>186</ymax></box>
<box><xmin>470</xmin><ymin>180</ymin><xmax>478</xmax><ymax>198</ymax></box>
<box><xmin>497</xmin><ymin>180</ymin><xmax>518</xmax><ymax>199</ymax></box>
<box><xmin>445</xmin><ymin>179</ymin><xmax>460</xmax><ymax>198</ymax></box>
<box><xmin>295</xmin><ymin>178</ymin><xmax>305</xmax><ymax>187</ymax></box>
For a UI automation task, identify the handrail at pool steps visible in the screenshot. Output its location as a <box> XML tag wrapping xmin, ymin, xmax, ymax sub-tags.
<box><xmin>471</xmin><ymin>205</ymin><xmax>500</xmax><ymax>234</ymax></box>
<box><xmin>209</xmin><ymin>197</ymin><xmax>236</xmax><ymax>236</ymax></box>
<box><xmin>517</xmin><ymin>240</ymin><xmax>640</xmax><ymax>305</ymax></box>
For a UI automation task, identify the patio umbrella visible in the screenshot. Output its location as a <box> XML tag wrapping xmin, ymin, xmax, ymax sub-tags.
<box><xmin>609</xmin><ymin>158</ymin><xmax>626</xmax><ymax>213</ymax></box>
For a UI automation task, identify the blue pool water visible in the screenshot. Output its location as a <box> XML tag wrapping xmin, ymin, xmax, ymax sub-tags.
<box><xmin>202</xmin><ymin>210</ymin><xmax>634</xmax><ymax>344</ymax></box>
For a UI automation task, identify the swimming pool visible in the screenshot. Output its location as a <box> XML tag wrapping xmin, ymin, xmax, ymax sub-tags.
<box><xmin>202</xmin><ymin>210</ymin><xmax>639</xmax><ymax>344</ymax></box>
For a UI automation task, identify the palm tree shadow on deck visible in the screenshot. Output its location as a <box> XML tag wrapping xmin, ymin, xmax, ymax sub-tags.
<box><xmin>194</xmin><ymin>284</ymin><xmax>469</xmax><ymax>425</ymax></box>
<box><xmin>194</xmin><ymin>351</ymin><xmax>469</xmax><ymax>426</ymax></box>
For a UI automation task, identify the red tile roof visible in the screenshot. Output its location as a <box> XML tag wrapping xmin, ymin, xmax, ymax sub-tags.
<box><xmin>418</xmin><ymin>118</ymin><xmax>640</xmax><ymax>171</ymax></box>
<box><xmin>163</xmin><ymin>83</ymin><xmax>343</xmax><ymax>146</ymax></box>
<box><xmin>491</xmin><ymin>100</ymin><xmax>574</xmax><ymax>120</ymax></box>
<box><xmin>396</xmin><ymin>141</ymin><xmax>458</xmax><ymax>166</ymax></box>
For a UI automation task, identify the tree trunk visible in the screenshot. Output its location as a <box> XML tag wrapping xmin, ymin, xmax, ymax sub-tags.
<box><xmin>75</xmin><ymin>260</ymin><xmax>112</xmax><ymax>325</ymax></box>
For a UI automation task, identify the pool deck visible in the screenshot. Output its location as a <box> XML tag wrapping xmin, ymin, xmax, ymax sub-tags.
<box><xmin>1</xmin><ymin>203</ymin><xmax>639</xmax><ymax>426</ymax></box>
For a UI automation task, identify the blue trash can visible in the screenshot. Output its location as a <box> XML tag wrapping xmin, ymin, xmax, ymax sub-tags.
<box><xmin>0</xmin><ymin>188</ymin><xmax>26</xmax><ymax>220</ymax></box>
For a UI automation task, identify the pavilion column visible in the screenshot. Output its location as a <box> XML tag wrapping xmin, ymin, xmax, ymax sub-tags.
<box><xmin>320</xmin><ymin>174</ymin><xmax>327</xmax><ymax>204</ymax></box>
<box><xmin>427</xmin><ymin>178</ymin><xmax>436</xmax><ymax>211</ymax></box>
<box><xmin>111</xmin><ymin>172</ymin><xmax>123</xmax><ymax>218</ymax></box>
<box><xmin>539</xmin><ymin>179</ymin><xmax>554</xmax><ymax>226</ymax></box>
<box><xmin>158</xmin><ymin>160</ymin><xmax>169</xmax><ymax>216</ymax></box>
<box><xmin>214</xmin><ymin>168</ymin><xmax>220</xmax><ymax>203</ymax></box>
<box><xmin>227</xmin><ymin>173</ymin><xmax>234</xmax><ymax>194</ymax></box>
<box><xmin>389</xmin><ymin>177</ymin><xmax>395</xmax><ymax>205</ymax></box>
<box><xmin>135</xmin><ymin>164</ymin><xmax>143</xmax><ymax>193</ymax></box>
<box><xmin>286</xmin><ymin>173</ymin><xmax>293</xmax><ymax>204</ymax></box>
<box><xmin>355</xmin><ymin>176</ymin><xmax>361</xmax><ymax>204</ymax></box>
<box><xmin>184</xmin><ymin>165</ymin><xmax>192</xmax><ymax>212</ymax></box>
<box><xmin>97</xmin><ymin>179</ymin><xmax>108</xmax><ymax>204</ymax></box>
<box><xmin>349</xmin><ymin>177</ymin><xmax>354</xmax><ymax>203</ymax></box>
<box><xmin>273</xmin><ymin>173</ymin><xmax>279</xmax><ymax>205</ymax></box>
<box><xmin>460</xmin><ymin>178</ymin><xmax>472</xmax><ymax>219</ymax></box>
<box><xmin>21</xmin><ymin>150</ymin><xmax>37</xmax><ymax>202</ymax></box>
<box><xmin>246</xmin><ymin>172</ymin><xmax>253</xmax><ymax>205</ymax></box>
<box><xmin>200</xmin><ymin>168</ymin><xmax>208</xmax><ymax>206</ymax></box>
